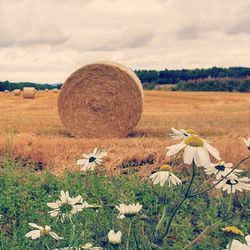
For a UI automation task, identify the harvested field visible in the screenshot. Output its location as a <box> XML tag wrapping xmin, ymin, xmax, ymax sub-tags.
<box><xmin>0</xmin><ymin>90</ymin><xmax>249</xmax><ymax>175</ymax></box>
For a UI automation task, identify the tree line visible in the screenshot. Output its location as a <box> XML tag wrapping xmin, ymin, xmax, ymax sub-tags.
<box><xmin>0</xmin><ymin>81</ymin><xmax>62</xmax><ymax>91</ymax></box>
<box><xmin>1</xmin><ymin>66</ymin><xmax>250</xmax><ymax>92</ymax></box>
<box><xmin>175</xmin><ymin>79</ymin><xmax>250</xmax><ymax>92</ymax></box>
<box><xmin>134</xmin><ymin>67</ymin><xmax>250</xmax><ymax>84</ymax></box>
<box><xmin>134</xmin><ymin>66</ymin><xmax>250</xmax><ymax>92</ymax></box>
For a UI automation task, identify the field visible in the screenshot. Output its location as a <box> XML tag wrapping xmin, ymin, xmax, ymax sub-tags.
<box><xmin>0</xmin><ymin>90</ymin><xmax>249</xmax><ymax>175</ymax></box>
<box><xmin>0</xmin><ymin>90</ymin><xmax>250</xmax><ymax>249</ymax></box>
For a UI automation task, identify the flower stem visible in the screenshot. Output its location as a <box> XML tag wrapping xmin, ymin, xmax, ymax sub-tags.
<box><xmin>155</xmin><ymin>151</ymin><xmax>181</xmax><ymax>234</ymax></box>
<box><xmin>227</xmin><ymin>188</ymin><xmax>233</xmax><ymax>215</ymax></box>
<box><xmin>171</xmin><ymin>151</ymin><xmax>181</xmax><ymax>168</ymax></box>
<box><xmin>156</xmin><ymin>206</ymin><xmax>166</xmax><ymax>232</ymax></box>
<box><xmin>228</xmin><ymin>238</ymin><xmax>233</xmax><ymax>250</ymax></box>
<box><xmin>190</xmin><ymin>155</ymin><xmax>250</xmax><ymax>197</ymax></box>
<box><xmin>132</xmin><ymin>220</ymin><xmax>140</xmax><ymax>250</ymax></box>
<box><xmin>126</xmin><ymin>219</ymin><xmax>132</xmax><ymax>250</ymax></box>
<box><xmin>160</xmin><ymin>160</ymin><xmax>196</xmax><ymax>241</ymax></box>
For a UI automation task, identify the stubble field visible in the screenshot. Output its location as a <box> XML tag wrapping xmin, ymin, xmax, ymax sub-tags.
<box><xmin>0</xmin><ymin>90</ymin><xmax>249</xmax><ymax>175</ymax></box>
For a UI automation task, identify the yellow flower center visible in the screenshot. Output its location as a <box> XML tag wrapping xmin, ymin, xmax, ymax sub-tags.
<box><xmin>222</xmin><ymin>226</ymin><xmax>244</xmax><ymax>236</ymax></box>
<box><xmin>186</xmin><ymin>129</ymin><xmax>197</xmax><ymax>135</ymax></box>
<box><xmin>159</xmin><ymin>165</ymin><xmax>172</xmax><ymax>172</ymax></box>
<box><xmin>41</xmin><ymin>228</ymin><xmax>50</xmax><ymax>236</ymax></box>
<box><xmin>184</xmin><ymin>136</ymin><xmax>203</xmax><ymax>147</ymax></box>
<box><xmin>217</xmin><ymin>161</ymin><xmax>225</xmax><ymax>165</ymax></box>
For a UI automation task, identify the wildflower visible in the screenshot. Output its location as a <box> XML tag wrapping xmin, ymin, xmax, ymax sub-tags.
<box><xmin>81</xmin><ymin>243</ymin><xmax>103</xmax><ymax>249</ymax></box>
<box><xmin>25</xmin><ymin>223</ymin><xmax>62</xmax><ymax>240</ymax></box>
<box><xmin>215</xmin><ymin>176</ymin><xmax>250</xmax><ymax>194</ymax></box>
<box><xmin>222</xmin><ymin>226</ymin><xmax>244</xmax><ymax>236</ymax></box>
<box><xmin>47</xmin><ymin>190</ymin><xmax>86</xmax><ymax>222</ymax></box>
<box><xmin>170</xmin><ymin>128</ymin><xmax>198</xmax><ymax>139</ymax></box>
<box><xmin>108</xmin><ymin>230</ymin><xmax>122</xmax><ymax>245</ymax></box>
<box><xmin>149</xmin><ymin>165</ymin><xmax>181</xmax><ymax>187</ymax></box>
<box><xmin>116</xmin><ymin>203</ymin><xmax>142</xmax><ymax>219</ymax></box>
<box><xmin>204</xmin><ymin>161</ymin><xmax>242</xmax><ymax>180</ymax></box>
<box><xmin>166</xmin><ymin>133</ymin><xmax>220</xmax><ymax>167</ymax></box>
<box><xmin>76</xmin><ymin>148</ymin><xmax>107</xmax><ymax>172</ymax></box>
<box><xmin>244</xmin><ymin>137</ymin><xmax>250</xmax><ymax>150</ymax></box>
<box><xmin>226</xmin><ymin>235</ymin><xmax>250</xmax><ymax>250</ymax></box>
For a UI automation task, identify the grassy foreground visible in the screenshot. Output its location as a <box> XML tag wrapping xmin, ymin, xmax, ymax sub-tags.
<box><xmin>0</xmin><ymin>158</ymin><xmax>249</xmax><ymax>250</ymax></box>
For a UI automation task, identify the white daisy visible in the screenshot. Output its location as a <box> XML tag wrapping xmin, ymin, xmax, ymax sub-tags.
<box><xmin>116</xmin><ymin>203</ymin><xmax>142</xmax><ymax>219</ymax></box>
<box><xmin>166</xmin><ymin>134</ymin><xmax>220</xmax><ymax>167</ymax></box>
<box><xmin>108</xmin><ymin>230</ymin><xmax>122</xmax><ymax>245</ymax></box>
<box><xmin>149</xmin><ymin>165</ymin><xmax>182</xmax><ymax>187</ymax></box>
<box><xmin>227</xmin><ymin>235</ymin><xmax>250</xmax><ymax>250</ymax></box>
<box><xmin>47</xmin><ymin>190</ymin><xmax>86</xmax><ymax>222</ymax></box>
<box><xmin>25</xmin><ymin>223</ymin><xmax>63</xmax><ymax>240</ymax></box>
<box><xmin>215</xmin><ymin>176</ymin><xmax>250</xmax><ymax>194</ymax></box>
<box><xmin>204</xmin><ymin>161</ymin><xmax>242</xmax><ymax>180</ymax></box>
<box><xmin>76</xmin><ymin>148</ymin><xmax>107</xmax><ymax>172</ymax></box>
<box><xmin>244</xmin><ymin>137</ymin><xmax>250</xmax><ymax>150</ymax></box>
<box><xmin>170</xmin><ymin>128</ymin><xmax>198</xmax><ymax>140</ymax></box>
<box><xmin>81</xmin><ymin>243</ymin><xmax>103</xmax><ymax>249</ymax></box>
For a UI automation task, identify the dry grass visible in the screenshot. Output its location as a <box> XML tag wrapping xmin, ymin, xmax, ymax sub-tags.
<box><xmin>0</xmin><ymin>90</ymin><xmax>249</xmax><ymax>175</ymax></box>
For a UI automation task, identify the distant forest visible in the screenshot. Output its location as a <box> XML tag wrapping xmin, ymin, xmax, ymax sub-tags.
<box><xmin>0</xmin><ymin>81</ymin><xmax>62</xmax><ymax>92</ymax></box>
<box><xmin>135</xmin><ymin>66</ymin><xmax>250</xmax><ymax>92</ymax></box>
<box><xmin>1</xmin><ymin>66</ymin><xmax>250</xmax><ymax>92</ymax></box>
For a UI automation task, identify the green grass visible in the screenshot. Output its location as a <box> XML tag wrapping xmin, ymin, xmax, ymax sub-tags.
<box><xmin>0</xmin><ymin>157</ymin><xmax>249</xmax><ymax>250</ymax></box>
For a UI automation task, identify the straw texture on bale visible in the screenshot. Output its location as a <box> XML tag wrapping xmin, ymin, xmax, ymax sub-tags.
<box><xmin>23</xmin><ymin>87</ymin><xmax>36</xmax><ymax>99</ymax></box>
<box><xmin>13</xmin><ymin>89</ymin><xmax>21</xmax><ymax>96</ymax></box>
<box><xmin>58</xmin><ymin>61</ymin><xmax>144</xmax><ymax>138</ymax></box>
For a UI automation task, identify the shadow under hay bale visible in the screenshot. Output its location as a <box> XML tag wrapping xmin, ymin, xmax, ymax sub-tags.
<box><xmin>126</xmin><ymin>131</ymin><xmax>147</xmax><ymax>138</ymax></box>
<box><xmin>58</xmin><ymin>61</ymin><xmax>144</xmax><ymax>138</ymax></box>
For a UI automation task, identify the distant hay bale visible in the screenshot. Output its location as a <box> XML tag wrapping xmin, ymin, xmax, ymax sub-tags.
<box><xmin>53</xmin><ymin>88</ymin><xmax>59</xmax><ymax>93</ymax></box>
<box><xmin>13</xmin><ymin>89</ymin><xmax>21</xmax><ymax>96</ymax></box>
<box><xmin>45</xmin><ymin>89</ymin><xmax>48</xmax><ymax>92</ymax></box>
<box><xmin>23</xmin><ymin>87</ymin><xmax>36</xmax><ymax>99</ymax></box>
<box><xmin>58</xmin><ymin>61</ymin><xmax>144</xmax><ymax>138</ymax></box>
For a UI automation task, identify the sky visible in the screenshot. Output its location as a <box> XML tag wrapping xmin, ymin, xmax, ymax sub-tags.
<box><xmin>1</xmin><ymin>0</ymin><xmax>250</xmax><ymax>83</ymax></box>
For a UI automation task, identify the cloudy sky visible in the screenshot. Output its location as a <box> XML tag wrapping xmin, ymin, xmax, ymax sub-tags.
<box><xmin>1</xmin><ymin>0</ymin><xmax>250</xmax><ymax>83</ymax></box>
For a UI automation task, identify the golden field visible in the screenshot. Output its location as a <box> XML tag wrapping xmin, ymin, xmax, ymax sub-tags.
<box><xmin>0</xmin><ymin>90</ymin><xmax>249</xmax><ymax>175</ymax></box>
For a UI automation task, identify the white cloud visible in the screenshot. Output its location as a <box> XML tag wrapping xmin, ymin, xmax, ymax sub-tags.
<box><xmin>1</xmin><ymin>0</ymin><xmax>250</xmax><ymax>82</ymax></box>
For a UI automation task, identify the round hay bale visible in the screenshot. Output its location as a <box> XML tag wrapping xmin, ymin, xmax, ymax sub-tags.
<box><xmin>53</xmin><ymin>88</ymin><xmax>59</xmax><ymax>93</ymax></box>
<box><xmin>13</xmin><ymin>89</ymin><xmax>21</xmax><ymax>96</ymax></box>
<box><xmin>45</xmin><ymin>88</ymin><xmax>48</xmax><ymax>92</ymax></box>
<box><xmin>58</xmin><ymin>61</ymin><xmax>144</xmax><ymax>138</ymax></box>
<box><xmin>23</xmin><ymin>87</ymin><xmax>36</xmax><ymax>99</ymax></box>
